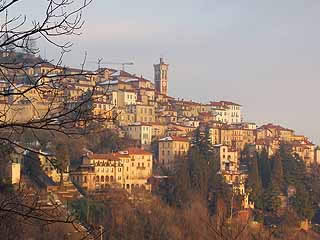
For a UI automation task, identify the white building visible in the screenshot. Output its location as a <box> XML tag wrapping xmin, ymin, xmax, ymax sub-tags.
<box><xmin>125</xmin><ymin>122</ymin><xmax>152</xmax><ymax>145</ymax></box>
<box><xmin>210</xmin><ymin>101</ymin><xmax>242</xmax><ymax>124</ymax></box>
<box><xmin>117</xmin><ymin>89</ymin><xmax>137</xmax><ymax>107</ymax></box>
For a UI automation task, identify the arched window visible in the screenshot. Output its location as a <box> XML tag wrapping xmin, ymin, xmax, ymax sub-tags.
<box><xmin>96</xmin><ymin>176</ymin><xmax>100</xmax><ymax>182</ymax></box>
<box><xmin>106</xmin><ymin>176</ymin><xmax>109</xmax><ymax>182</ymax></box>
<box><xmin>101</xmin><ymin>176</ymin><xmax>104</xmax><ymax>182</ymax></box>
<box><xmin>110</xmin><ymin>176</ymin><xmax>114</xmax><ymax>182</ymax></box>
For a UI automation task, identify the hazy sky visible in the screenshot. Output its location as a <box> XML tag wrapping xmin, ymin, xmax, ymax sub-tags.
<box><xmin>11</xmin><ymin>0</ymin><xmax>320</xmax><ymax>144</ymax></box>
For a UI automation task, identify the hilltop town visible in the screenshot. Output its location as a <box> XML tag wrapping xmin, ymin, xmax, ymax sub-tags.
<box><xmin>1</xmin><ymin>51</ymin><xmax>320</xmax><ymax>239</ymax></box>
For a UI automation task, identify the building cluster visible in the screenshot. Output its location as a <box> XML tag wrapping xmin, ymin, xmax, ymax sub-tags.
<box><xmin>1</xmin><ymin>52</ymin><xmax>320</xmax><ymax>202</ymax></box>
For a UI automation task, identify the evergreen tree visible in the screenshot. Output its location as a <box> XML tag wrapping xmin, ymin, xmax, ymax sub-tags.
<box><xmin>200</xmin><ymin>126</ymin><xmax>214</xmax><ymax>155</ymax></box>
<box><xmin>247</xmin><ymin>153</ymin><xmax>263</xmax><ymax>209</ymax></box>
<box><xmin>258</xmin><ymin>148</ymin><xmax>271</xmax><ymax>189</ymax></box>
<box><xmin>271</xmin><ymin>153</ymin><xmax>284</xmax><ymax>192</ymax></box>
<box><xmin>187</xmin><ymin>148</ymin><xmax>209</xmax><ymax>200</ymax></box>
<box><xmin>290</xmin><ymin>186</ymin><xmax>315</xmax><ymax>220</ymax></box>
<box><xmin>264</xmin><ymin>183</ymin><xmax>281</xmax><ymax>213</ymax></box>
<box><xmin>191</xmin><ymin>127</ymin><xmax>202</xmax><ymax>149</ymax></box>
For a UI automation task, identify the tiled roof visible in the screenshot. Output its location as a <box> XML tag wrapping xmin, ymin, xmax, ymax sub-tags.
<box><xmin>124</xmin><ymin>147</ymin><xmax>152</xmax><ymax>155</ymax></box>
<box><xmin>88</xmin><ymin>153</ymin><xmax>119</xmax><ymax>161</ymax></box>
<box><xmin>258</xmin><ymin>123</ymin><xmax>293</xmax><ymax>132</ymax></box>
<box><xmin>210</xmin><ymin>101</ymin><xmax>241</xmax><ymax>107</ymax></box>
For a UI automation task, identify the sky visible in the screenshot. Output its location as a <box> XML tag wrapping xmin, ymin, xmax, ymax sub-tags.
<box><xmin>9</xmin><ymin>0</ymin><xmax>320</xmax><ymax>144</ymax></box>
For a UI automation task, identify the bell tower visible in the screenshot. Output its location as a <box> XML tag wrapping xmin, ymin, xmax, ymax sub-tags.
<box><xmin>154</xmin><ymin>58</ymin><xmax>169</xmax><ymax>95</ymax></box>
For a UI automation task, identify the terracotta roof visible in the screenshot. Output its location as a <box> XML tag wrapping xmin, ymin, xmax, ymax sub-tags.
<box><xmin>124</xmin><ymin>147</ymin><xmax>152</xmax><ymax>155</ymax></box>
<box><xmin>210</xmin><ymin>101</ymin><xmax>241</xmax><ymax>107</ymax></box>
<box><xmin>258</xmin><ymin>123</ymin><xmax>293</xmax><ymax>132</ymax></box>
<box><xmin>88</xmin><ymin>153</ymin><xmax>119</xmax><ymax>161</ymax></box>
<box><xmin>220</xmin><ymin>101</ymin><xmax>241</xmax><ymax>106</ymax></box>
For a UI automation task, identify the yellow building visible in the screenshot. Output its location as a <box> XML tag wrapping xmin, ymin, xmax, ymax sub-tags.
<box><xmin>72</xmin><ymin>147</ymin><xmax>153</xmax><ymax>192</ymax></box>
<box><xmin>291</xmin><ymin>140</ymin><xmax>315</xmax><ymax>166</ymax></box>
<box><xmin>92</xmin><ymin>101</ymin><xmax>114</xmax><ymax>119</ymax></box>
<box><xmin>257</xmin><ymin>123</ymin><xmax>294</xmax><ymax>142</ymax></box>
<box><xmin>6</xmin><ymin>162</ymin><xmax>21</xmax><ymax>184</ymax></box>
<box><xmin>70</xmin><ymin>165</ymin><xmax>96</xmax><ymax>191</ymax></box>
<box><xmin>209</xmin><ymin>123</ymin><xmax>255</xmax><ymax>153</ymax></box>
<box><xmin>126</xmin><ymin>104</ymin><xmax>155</xmax><ymax>123</ymax></box>
<box><xmin>315</xmin><ymin>147</ymin><xmax>320</xmax><ymax>164</ymax></box>
<box><xmin>151</xmin><ymin>122</ymin><xmax>167</xmax><ymax>139</ymax></box>
<box><xmin>158</xmin><ymin>136</ymin><xmax>190</xmax><ymax>168</ymax></box>
<box><xmin>255</xmin><ymin>138</ymin><xmax>280</xmax><ymax>157</ymax></box>
<box><xmin>38</xmin><ymin>150</ymin><xmax>69</xmax><ymax>183</ymax></box>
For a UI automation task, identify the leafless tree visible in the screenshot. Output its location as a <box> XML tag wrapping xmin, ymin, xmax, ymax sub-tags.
<box><xmin>0</xmin><ymin>1</ymin><xmax>116</xmax><ymax>238</ymax></box>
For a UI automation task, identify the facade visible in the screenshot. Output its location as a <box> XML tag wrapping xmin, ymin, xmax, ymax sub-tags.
<box><xmin>6</xmin><ymin>162</ymin><xmax>21</xmax><ymax>184</ymax></box>
<box><xmin>210</xmin><ymin>101</ymin><xmax>242</xmax><ymax>124</ymax></box>
<box><xmin>213</xmin><ymin>144</ymin><xmax>238</xmax><ymax>172</ymax></box>
<box><xmin>209</xmin><ymin>124</ymin><xmax>256</xmax><ymax>152</ymax></box>
<box><xmin>291</xmin><ymin>140</ymin><xmax>315</xmax><ymax>166</ymax></box>
<box><xmin>70</xmin><ymin>165</ymin><xmax>96</xmax><ymax>191</ymax></box>
<box><xmin>125</xmin><ymin>122</ymin><xmax>152</xmax><ymax>145</ymax></box>
<box><xmin>151</xmin><ymin>122</ymin><xmax>167</xmax><ymax>139</ymax></box>
<box><xmin>315</xmin><ymin>147</ymin><xmax>320</xmax><ymax>164</ymax></box>
<box><xmin>71</xmin><ymin>147</ymin><xmax>153</xmax><ymax>192</ymax></box>
<box><xmin>158</xmin><ymin>136</ymin><xmax>190</xmax><ymax>168</ymax></box>
<box><xmin>127</xmin><ymin>104</ymin><xmax>156</xmax><ymax>123</ymax></box>
<box><xmin>117</xmin><ymin>89</ymin><xmax>137</xmax><ymax>107</ymax></box>
<box><xmin>154</xmin><ymin>58</ymin><xmax>169</xmax><ymax>96</ymax></box>
<box><xmin>38</xmin><ymin>150</ymin><xmax>69</xmax><ymax>183</ymax></box>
